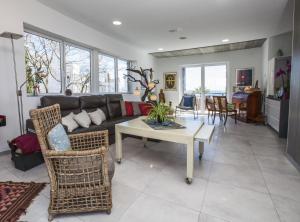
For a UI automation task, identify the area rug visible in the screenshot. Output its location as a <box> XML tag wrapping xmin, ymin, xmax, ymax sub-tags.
<box><xmin>0</xmin><ymin>181</ymin><xmax>46</xmax><ymax>222</ymax></box>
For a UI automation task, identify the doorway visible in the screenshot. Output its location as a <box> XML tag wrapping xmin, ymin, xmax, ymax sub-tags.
<box><xmin>183</xmin><ymin>63</ymin><xmax>227</xmax><ymax>113</ymax></box>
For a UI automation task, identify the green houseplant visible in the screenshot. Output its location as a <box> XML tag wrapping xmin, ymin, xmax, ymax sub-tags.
<box><xmin>147</xmin><ymin>103</ymin><xmax>173</xmax><ymax>123</ymax></box>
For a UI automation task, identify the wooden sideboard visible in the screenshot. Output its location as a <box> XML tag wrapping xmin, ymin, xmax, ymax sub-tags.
<box><xmin>232</xmin><ymin>91</ymin><xmax>262</xmax><ymax>123</ymax></box>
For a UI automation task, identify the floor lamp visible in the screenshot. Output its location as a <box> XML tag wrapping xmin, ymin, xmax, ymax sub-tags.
<box><xmin>0</xmin><ymin>32</ymin><xmax>24</xmax><ymax>135</ymax></box>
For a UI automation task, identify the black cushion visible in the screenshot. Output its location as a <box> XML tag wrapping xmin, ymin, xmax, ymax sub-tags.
<box><xmin>40</xmin><ymin>96</ymin><xmax>81</xmax><ymax>116</ymax></box>
<box><xmin>80</xmin><ymin>95</ymin><xmax>109</xmax><ymax>119</ymax></box>
<box><xmin>106</xmin><ymin>94</ymin><xmax>123</xmax><ymax>119</ymax></box>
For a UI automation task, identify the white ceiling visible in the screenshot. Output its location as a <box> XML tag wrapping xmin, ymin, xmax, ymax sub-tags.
<box><xmin>37</xmin><ymin>0</ymin><xmax>293</xmax><ymax>53</ymax></box>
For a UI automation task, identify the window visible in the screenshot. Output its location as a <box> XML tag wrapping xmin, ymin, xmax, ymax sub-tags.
<box><xmin>65</xmin><ymin>45</ymin><xmax>91</xmax><ymax>93</ymax></box>
<box><xmin>98</xmin><ymin>54</ymin><xmax>115</xmax><ymax>93</ymax></box>
<box><xmin>184</xmin><ymin>66</ymin><xmax>202</xmax><ymax>94</ymax></box>
<box><xmin>24</xmin><ymin>28</ymin><xmax>129</xmax><ymax>95</ymax></box>
<box><xmin>117</xmin><ymin>59</ymin><xmax>128</xmax><ymax>92</ymax></box>
<box><xmin>25</xmin><ymin>32</ymin><xmax>62</xmax><ymax>94</ymax></box>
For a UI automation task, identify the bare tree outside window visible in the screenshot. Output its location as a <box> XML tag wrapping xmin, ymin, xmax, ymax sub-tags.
<box><xmin>117</xmin><ymin>59</ymin><xmax>128</xmax><ymax>92</ymax></box>
<box><xmin>24</xmin><ymin>32</ymin><xmax>62</xmax><ymax>94</ymax></box>
<box><xmin>65</xmin><ymin>45</ymin><xmax>91</xmax><ymax>93</ymax></box>
<box><xmin>99</xmin><ymin>54</ymin><xmax>115</xmax><ymax>93</ymax></box>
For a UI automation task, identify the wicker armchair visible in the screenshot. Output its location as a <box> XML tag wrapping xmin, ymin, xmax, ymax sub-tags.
<box><xmin>30</xmin><ymin>104</ymin><xmax>112</xmax><ymax>221</ymax></box>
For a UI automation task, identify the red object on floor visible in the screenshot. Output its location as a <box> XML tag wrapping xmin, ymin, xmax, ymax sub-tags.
<box><xmin>10</xmin><ymin>134</ymin><xmax>41</xmax><ymax>155</ymax></box>
<box><xmin>125</xmin><ymin>101</ymin><xmax>134</xmax><ymax>116</ymax></box>
<box><xmin>139</xmin><ymin>103</ymin><xmax>153</xmax><ymax>116</ymax></box>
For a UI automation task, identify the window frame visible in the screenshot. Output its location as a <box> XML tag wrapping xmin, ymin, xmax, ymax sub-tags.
<box><xmin>64</xmin><ymin>42</ymin><xmax>92</xmax><ymax>94</ymax></box>
<box><xmin>24</xmin><ymin>26</ymin><xmax>130</xmax><ymax>95</ymax></box>
<box><xmin>117</xmin><ymin>58</ymin><xmax>130</xmax><ymax>93</ymax></box>
<box><xmin>24</xmin><ymin>30</ymin><xmax>64</xmax><ymax>94</ymax></box>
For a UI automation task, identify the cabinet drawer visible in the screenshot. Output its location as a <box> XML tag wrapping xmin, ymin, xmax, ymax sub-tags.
<box><xmin>268</xmin><ymin>115</ymin><xmax>279</xmax><ymax>132</ymax></box>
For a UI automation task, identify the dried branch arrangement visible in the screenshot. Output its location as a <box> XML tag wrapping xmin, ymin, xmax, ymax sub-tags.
<box><xmin>126</xmin><ymin>67</ymin><xmax>159</xmax><ymax>101</ymax></box>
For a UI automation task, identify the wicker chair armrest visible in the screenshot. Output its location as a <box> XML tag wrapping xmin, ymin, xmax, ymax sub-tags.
<box><xmin>68</xmin><ymin>130</ymin><xmax>109</xmax><ymax>151</ymax></box>
<box><xmin>44</xmin><ymin>147</ymin><xmax>110</xmax><ymax>187</ymax></box>
<box><xmin>43</xmin><ymin>146</ymin><xmax>107</xmax><ymax>157</ymax></box>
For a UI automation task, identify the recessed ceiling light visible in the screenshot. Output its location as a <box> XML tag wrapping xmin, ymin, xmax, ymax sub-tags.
<box><xmin>222</xmin><ymin>38</ymin><xmax>229</xmax><ymax>43</ymax></box>
<box><xmin>157</xmin><ymin>48</ymin><xmax>164</xmax><ymax>51</ymax></box>
<box><xmin>168</xmin><ymin>27</ymin><xmax>183</xmax><ymax>33</ymax></box>
<box><xmin>179</xmin><ymin>36</ymin><xmax>187</xmax><ymax>40</ymax></box>
<box><xmin>113</xmin><ymin>20</ymin><xmax>122</xmax><ymax>26</ymax></box>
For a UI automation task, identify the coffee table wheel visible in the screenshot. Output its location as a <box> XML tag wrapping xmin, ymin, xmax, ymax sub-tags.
<box><xmin>185</xmin><ymin>177</ymin><xmax>192</xmax><ymax>184</ymax></box>
<box><xmin>199</xmin><ymin>153</ymin><xmax>203</xmax><ymax>160</ymax></box>
<box><xmin>106</xmin><ymin>210</ymin><xmax>111</xmax><ymax>215</ymax></box>
<box><xmin>117</xmin><ymin>159</ymin><xmax>122</xmax><ymax>164</ymax></box>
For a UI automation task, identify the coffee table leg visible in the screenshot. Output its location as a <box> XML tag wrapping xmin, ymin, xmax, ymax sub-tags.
<box><xmin>186</xmin><ymin>139</ymin><xmax>194</xmax><ymax>184</ymax></box>
<box><xmin>198</xmin><ymin>142</ymin><xmax>204</xmax><ymax>160</ymax></box>
<box><xmin>142</xmin><ymin>137</ymin><xmax>147</xmax><ymax>147</ymax></box>
<box><xmin>115</xmin><ymin>127</ymin><xmax>122</xmax><ymax>164</ymax></box>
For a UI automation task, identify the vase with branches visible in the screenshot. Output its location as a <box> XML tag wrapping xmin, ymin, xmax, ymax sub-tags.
<box><xmin>126</xmin><ymin>67</ymin><xmax>159</xmax><ymax>101</ymax></box>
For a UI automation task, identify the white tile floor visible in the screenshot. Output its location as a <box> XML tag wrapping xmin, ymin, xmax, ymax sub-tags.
<box><xmin>1</xmin><ymin>116</ymin><xmax>300</xmax><ymax>222</ymax></box>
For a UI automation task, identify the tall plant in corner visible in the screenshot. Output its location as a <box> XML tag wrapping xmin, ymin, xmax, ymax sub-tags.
<box><xmin>276</xmin><ymin>60</ymin><xmax>291</xmax><ymax>100</ymax></box>
<box><xmin>125</xmin><ymin>67</ymin><xmax>159</xmax><ymax>101</ymax></box>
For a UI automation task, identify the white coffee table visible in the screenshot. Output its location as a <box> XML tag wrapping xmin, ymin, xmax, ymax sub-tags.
<box><xmin>115</xmin><ymin>116</ymin><xmax>214</xmax><ymax>184</ymax></box>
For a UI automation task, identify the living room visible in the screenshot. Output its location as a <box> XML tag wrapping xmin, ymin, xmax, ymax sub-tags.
<box><xmin>0</xmin><ymin>0</ymin><xmax>300</xmax><ymax>222</ymax></box>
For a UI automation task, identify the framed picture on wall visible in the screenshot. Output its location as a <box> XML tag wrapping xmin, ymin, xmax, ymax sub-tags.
<box><xmin>236</xmin><ymin>68</ymin><xmax>253</xmax><ymax>86</ymax></box>
<box><xmin>164</xmin><ymin>72</ymin><xmax>177</xmax><ymax>91</ymax></box>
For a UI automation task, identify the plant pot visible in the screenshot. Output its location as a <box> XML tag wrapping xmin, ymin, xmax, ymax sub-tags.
<box><xmin>157</xmin><ymin>116</ymin><xmax>163</xmax><ymax>124</ymax></box>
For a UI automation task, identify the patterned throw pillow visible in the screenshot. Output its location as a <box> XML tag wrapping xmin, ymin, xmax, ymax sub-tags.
<box><xmin>62</xmin><ymin>112</ymin><xmax>79</xmax><ymax>132</ymax></box>
<box><xmin>97</xmin><ymin>108</ymin><xmax>107</xmax><ymax>121</ymax></box>
<box><xmin>74</xmin><ymin>110</ymin><xmax>91</xmax><ymax>128</ymax></box>
<box><xmin>88</xmin><ymin>109</ymin><xmax>103</xmax><ymax>125</ymax></box>
<box><xmin>47</xmin><ymin>123</ymin><xmax>71</xmax><ymax>151</ymax></box>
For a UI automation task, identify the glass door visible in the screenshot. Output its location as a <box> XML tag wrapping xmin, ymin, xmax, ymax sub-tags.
<box><xmin>183</xmin><ymin>64</ymin><xmax>227</xmax><ymax>114</ymax></box>
<box><xmin>203</xmin><ymin>64</ymin><xmax>227</xmax><ymax>112</ymax></box>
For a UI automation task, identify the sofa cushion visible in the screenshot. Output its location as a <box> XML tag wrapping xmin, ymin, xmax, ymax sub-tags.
<box><xmin>125</xmin><ymin>101</ymin><xmax>134</xmax><ymax>116</ymax></box>
<box><xmin>41</xmin><ymin>96</ymin><xmax>80</xmax><ymax>117</ymax></box>
<box><xmin>80</xmin><ymin>95</ymin><xmax>109</xmax><ymax>119</ymax></box>
<box><xmin>62</xmin><ymin>112</ymin><xmax>79</xmax><ymax>132</ymax></box>
<box><xmin>74</xmin><ymin>111</ymin><xmax>91</xmax><ymax>128</ymax></box>
<box><xmin>88</xmin><ymin>109</ymin><xmax>104</xmax><ymax>125</ymax></box>
<box><xmin>107</xmin><ymin>94</ymin><xmax>123</xmax><ymax>119</ymax></box>
<box><xmin>70</xmin><ymin>116</ymin><xmax>138</xmax><ymax>135</ymax></box>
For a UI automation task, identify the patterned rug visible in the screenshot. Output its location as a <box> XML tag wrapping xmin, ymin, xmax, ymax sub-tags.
<box><xmin>0</xmin><ymin>182</ymin><xmax>46</xmax><ymax>222</ymax></box>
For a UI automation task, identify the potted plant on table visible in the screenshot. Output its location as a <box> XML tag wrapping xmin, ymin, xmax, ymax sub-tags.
<box><xmin>147</xmin><ymin>103</ymin><xmax>173</xmax><ymax>124</ymax></box>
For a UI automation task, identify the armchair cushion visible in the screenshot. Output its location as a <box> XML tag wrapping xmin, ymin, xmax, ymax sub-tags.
<box><xmin>183</xmin><ymin>96</ymin><xmax>194</xmax><ymax>107</ymax></box>
<box><xmin>47</xmin><ymin>123</ymin><xmax>71</xmax><ymax>151</ymax></box>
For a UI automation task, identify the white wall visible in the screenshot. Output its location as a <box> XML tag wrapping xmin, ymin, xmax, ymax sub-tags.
<box><xmin>268</xmin><ymin>31</ymin><xmax>293</xmax><ymax>59</ymax></box>
<box><xmin>0</xmin><ymin>0</ymin><xmax>156</xmax><ymax>151</ymax></box>
<box><xmin>154</xmin><ymin>47</ymin><xmax>263</xmax><ymax>107</ymax></box>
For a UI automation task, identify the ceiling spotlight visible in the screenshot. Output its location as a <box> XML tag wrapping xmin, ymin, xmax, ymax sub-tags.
<box><xmin>179</xmin><ymin>36</ymin><xmax>187</xmax><ymax>40</ymax></box>
<box><xmin>222</xmin><ymin>38</ymin><xmax>229</xmax><ymax>43</ymax></box>
<box><xmin>168</xmin><ymin>27</ymin><xmax>183</xmax><ymax>33</ymax></box>
<box><xmin>113</xmin><ymin>20</ymin><xmax>122</xmax><ymax>26</ymax></box>
<box><xmin>157</xmin><ymin>48</ymin><xmax>164</xmax><ymax>51</ymax></box>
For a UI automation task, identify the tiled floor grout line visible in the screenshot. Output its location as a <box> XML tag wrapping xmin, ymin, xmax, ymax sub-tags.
<box><xmin>253</xmin><ymin>150</ymin><xmax>283</xmax><ymax>222</ymax></box>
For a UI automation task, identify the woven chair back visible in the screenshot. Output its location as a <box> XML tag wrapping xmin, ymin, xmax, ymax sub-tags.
<box><xmin>30</xmin><ymin>104</ymin><xmax>62</xmax><ymax>153</ymax></box>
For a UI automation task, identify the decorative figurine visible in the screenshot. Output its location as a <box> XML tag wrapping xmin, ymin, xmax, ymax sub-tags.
<box><xmin>159</xmin><ymin>89</ymin><xmax>165</xmax><ymax>104</ymax></box>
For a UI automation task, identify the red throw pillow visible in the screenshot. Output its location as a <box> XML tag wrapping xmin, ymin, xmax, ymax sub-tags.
<box><xmin>139</xmin><ymin>103</ymin><xmax>153</xmax><ymax>116</ymax></box>
<box><xmin>125</xmin><ymin>101</ymin><xmax>134</xmax><ymax>116</ymax></box>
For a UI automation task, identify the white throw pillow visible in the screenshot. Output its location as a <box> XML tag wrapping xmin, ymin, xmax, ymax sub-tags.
<box><xmin>88</xmin><ymin>109</ymin><xmax>103</xmax><ymax>125</ymax></box>
<box><xmin>74</xmin><ymin>110</ymin><xmax>91</xmax><ymax>128</ymax></box>
<box><xmin>62</xmin><ymin>112</ymin><xmax>79</xmax><ymax>132</ymax></box>
<box><xmin>97</xmin><ymin>108</ymin><xmax>106</xmax><ymax>121</ymax></box>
